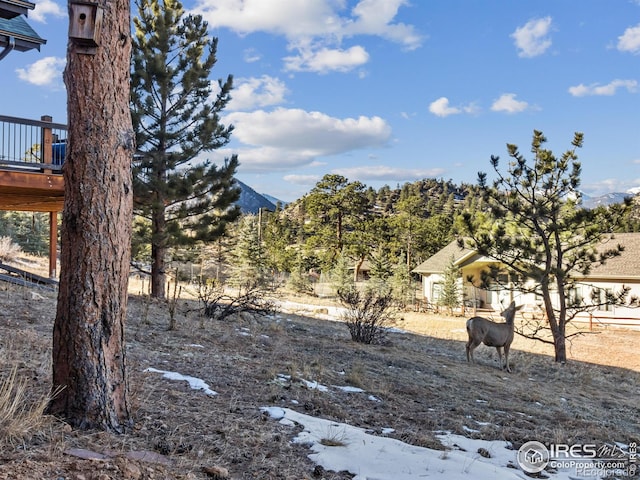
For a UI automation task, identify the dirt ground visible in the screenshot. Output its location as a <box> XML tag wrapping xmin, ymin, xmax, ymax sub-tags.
<box><xmin>0</xmin><ymin>283</ymin><xmax>638</xmax><ymax>479</ymax></box>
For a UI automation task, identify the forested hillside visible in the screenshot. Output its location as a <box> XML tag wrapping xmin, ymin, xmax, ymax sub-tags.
<box><xmin>256</xmin><ymin>174</ymin><xmax>640</xmax><ymax>286</ymax></box>
<box><xmin>1</xmin><ymin>175</ymin><xmax>640</xmax><ymax>294</ymax></box>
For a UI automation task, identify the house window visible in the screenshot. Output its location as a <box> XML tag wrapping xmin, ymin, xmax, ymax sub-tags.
<box><xmin>593</xmin><ymin>288</ymin><xmax>613</xmax><ymax>312</ymax></box>
<box><xmin>432</xmin><ymin>283</ymin><xmax>442</xmax><ymax>302</ymax></box>
<box><xmin>567</xmin><ymin>286</ymin><xmax>583</xmax><ymax>308</ymax></box>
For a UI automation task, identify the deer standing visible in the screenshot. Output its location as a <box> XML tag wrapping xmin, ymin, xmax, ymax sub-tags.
<box><xmin>465</xmin><ymin>301</ymin><xmax>522</xmax><ymax>372</ymax></box>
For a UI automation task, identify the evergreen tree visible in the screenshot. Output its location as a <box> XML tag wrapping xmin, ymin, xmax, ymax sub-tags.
<box><xmin>331</xmin><ymin>252</ymin><xmax>355</xmax><ymax>295</ymax></box>
<box><xmin>131</xmin><ymin>0</ymin><xmax>240</xmax><ymax>298</ymax></box>
<box><xmin>0</xmin><ymin>211</ymin><xmax>50</xmax><ymax>255</ymax></box>
<box><xmin>286</xmin><ymin>249</ymin><xmax>313</xmax><ymax>294</ymax></box>
<box><xmin>228</xmin><ymin>215</ymin><xmax>268</xmax><ymax>290</ymax></box>
<box><xmin>366</xmin><ymin>247</ymin><xmax>392</xmax><ymax>296</ymax></box>
<box><xmin>390</xmin><ymin>260</ymin><xmax>414</xmax><ymax>309</ymax></box>
<box><xmin>302</xmin><ymin>174</ymin><xmax>370</xmax><ymax>270</ymax></box>
<box><xmin>461</xmin><ymin>130</ymin><xmax>629</xmax><ymax>363</ymax></box>
<box><xmin>438</xmin><ymin>255</ymin><xmax>460</xmax><ymax>313</ymax></box>
<box><xmin>49</xmin><ymin>0</ymin><xmax>133</xmax><ymax>431</ymax></box>
<box><xmin>262</xmin><ymin>205</ymin><xmax>297</xmax><ymax>273</ymax></box>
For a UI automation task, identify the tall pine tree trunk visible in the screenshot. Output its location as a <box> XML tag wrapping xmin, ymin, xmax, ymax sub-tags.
<box><xmin>543</xmin><ymin>286</ymin><xmax>567</xmax><ymax>364</ymax></box>
<box><xmin>151</xmin><ymin>210</ymin><xmax>167</xmax><ymax>299</ymax></box>
<box><xmin>48</xmin><ymin>0</ymin><xmax>134</xmax><ymax>432</ymax></box>
<box><xmin>150</xmin><ymin>163</ymin><xmax>167</xmax><ymax>299</ymax></box>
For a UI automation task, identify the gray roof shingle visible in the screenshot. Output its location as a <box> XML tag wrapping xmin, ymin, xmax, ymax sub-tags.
<box><xmin>412</xmin><ymin>233</ymin><xmax>640</xmax><ymax>280</ymax></box>
<box><xmin>0</xmin><ymin>14</ymin><xmax>45</xmax><ymax>52</ymax></box>
<box><xmin>412</xmin><ymin>239</ymin><xmax>472</xmax><ymax>274</ymax></box>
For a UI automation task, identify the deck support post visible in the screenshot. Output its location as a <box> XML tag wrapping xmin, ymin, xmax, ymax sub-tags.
<box><xmin>49</xmin><ymin>211</ymin><xmax>58</xmax><ymax>278</ymax></box>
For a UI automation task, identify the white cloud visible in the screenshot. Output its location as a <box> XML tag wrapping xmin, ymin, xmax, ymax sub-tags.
<box><xmin>31</xmin><ymin>0</ymin><xmax>65</xmax><ymax>22</ymax></box>
<box><xmin>490</xmin><ymin>93</ymin><xmax>529</xmax><ymax>114</ymax></box>
<box><xmin>617</xmin><ymin>23</ymin><xmax>640</xmax><ymax>54</ymax></box>
<box><xmin>511</xmin><ymin>17</ymin><xmax>553</xmax><ymax>58</ymax></box>
<box><xmin>191</xmin><ymin>0</ymin><xmax>338</xmax><ymax>38</ymax></box>
<box><xmin>284</xmin><ymin>45</ymin><xmax>369</xmax><ymax>73</ymax></box>
<box><xmin>191</xmin><ymin>0</ymin><xmax>422</xmax><ymax>73</ymax></box>
<box><xmin>225</xmin><ymin>108</ymin><xmax>391</xmax><ymax>153</ymax></box>
<box><xmin>220</xmin><ymin>108</ymin><xmax>392</xmax><ymax>172</ymax></box>
<box><xmin>429</xmin><ymin>97</ymin><xmax>460</xmax><ymax>117</ymax></box>
<box><xmin>15</xmin><ymin>57</ymin><xmax>66</xmax><ymax>87</ymax></box>
<box><xmin>243</xmin><ymin>48</ymin><xmax>262</xmax><ymax>63</ymax></box>
<box><xmin>583</xmin><ymin>178</ymin><xmax>636</xmax><ymax>196</ymax></box>
<box><xmin>568</xmin><ymin>79</ymin><xmax>638</xmax><ymax>97</ymax></box>
<box><xmin>332</xmin><ymin>165</ymin><xmax>445</xmax><ymax>182</ymax></box>
<box><xmin>344</xmin><ymin>0</ymin><xmax>423</xmax><ymax>51</ymax></box>
<box><xmin>228</xmin><ymin>75</ymin><xmax>288</xmax><ymax>111</ymax></box>
<box><xmin>283</xmin><ymin>174</ymin><xmax>322</xmax><ymax>185</ymax></box>
<box><xmin>428</xmin><ymin>97</ymin><xmax>479</xmax><ymax>117</ymax></box>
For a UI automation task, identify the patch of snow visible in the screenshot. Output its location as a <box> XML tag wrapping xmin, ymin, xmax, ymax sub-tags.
<box><xmin>300</xmin><ymin>378</ymin><xmax>329</xmax><ymax>392</ymax></box>
<box><xmin>261</xmin><ymin>407</ymin><xmax>611</xmax><ymax>480</ymax></box>
<box><xmin>261</xmin><ymin>407</ymin><xmax>526</xmax><ymax>480</ymax></box>
<box><xmin>333</xmin><ymin>385</ymin><xmax>365</xmax><ymax>393</ymax></box>
<box><xmin>475</xmin><ymin>421</ymin><xmax>494</xmax><ymax>427</ymax></box>
<box><xmin>144</xmin><ymin>368</ymin><xmax>217</xmax><ymax>396</ymax></box>
<box><xmin>186</xmin><ymin>344</ymin><xmax>205</xmax><ymax>348</ymax></box>
<box><xmin>368</xmin><ymin>395</ymin><xmax>382</xmax><ymax>402</ymax></box>
<box><xmin>386</xmin><ymin>327</ymin><xmax>407</xmax><ymax>334</ymax></box>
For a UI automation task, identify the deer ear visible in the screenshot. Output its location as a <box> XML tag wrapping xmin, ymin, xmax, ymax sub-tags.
<box><xmin>516</xmin><ymin>304</ymin><xmax>524</xmax><ymax>311</ymax></box>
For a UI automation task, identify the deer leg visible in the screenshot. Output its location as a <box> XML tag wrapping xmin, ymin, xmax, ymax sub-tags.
<box><xmin>504</xmin><ymin>344</ymin><xmax>512</xmax><ymax>373</ymax></box>
<box><xmin>496</xmin><ymin>346</ymin><xmax>504</xmax><ymax>370</ymax></box>
<box><xmin>466</xmin><ymin>340</ymin><xmax>478</xmax><ymax>364</ymax></box>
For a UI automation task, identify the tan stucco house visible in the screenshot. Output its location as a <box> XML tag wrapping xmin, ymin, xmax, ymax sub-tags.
<box><xmin>412</xmin><ymin>233</ymin><xmax>640</xmax><ymax>327</ymax></box>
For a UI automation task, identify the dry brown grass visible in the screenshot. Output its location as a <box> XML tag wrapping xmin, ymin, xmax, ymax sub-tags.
<box><xmin>0</xmin><ymin>236</ymin><xmax>23</xmax><ymax>263</ymax></box>
<box><xmin>0</xmin><ymin>365</ymin><xmax>54</xmax><ymax>447</ymax></box>
<box><xmin>0</xmin><ymin>283</ymin><xmax>637</xmax><ymax>479</ymax></box>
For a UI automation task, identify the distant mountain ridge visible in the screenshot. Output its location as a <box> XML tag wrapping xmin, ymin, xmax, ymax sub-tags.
<box><xmin>581</xmin><ymin>192</ymin><xmax>632</xmax><ymax>209</ymax></box>
<box><xmin>235</xmin><ymin>176</ymin><xmax>635</xmax><ymax>214</ymax></box>
<box><xmin>261</xmin><ymin>193</ymin><xmax>286</xmax><ymax>207</ymax></box>
<box><xmin>235</xmin><ymin>180</ymin><xmax>279</xmax><ymax>214</ymax></box>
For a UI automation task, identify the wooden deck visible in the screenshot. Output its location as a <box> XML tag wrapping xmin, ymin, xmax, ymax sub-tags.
<box><xmin>0</xmin><ymin>114</ymin><xmax>66</xmax><ymax>277</ymax></box>
<box><xmin>0</xmin><ymin>169</ymin><xmax>64</xmax><ymax>211</ymax></box>
<box><xmin>0</xmin><ymin>114</ymin><xmax>66</xmax><ymax>212</ymax></box>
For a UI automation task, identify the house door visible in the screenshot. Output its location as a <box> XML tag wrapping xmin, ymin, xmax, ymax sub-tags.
<box><xmin>487</xmin><ymin>274</ymin><xmax>511</xmax><ymax>310</ymax></box>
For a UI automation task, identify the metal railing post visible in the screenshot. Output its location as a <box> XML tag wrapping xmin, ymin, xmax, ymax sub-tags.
<box><xmin>41</xmin><ymin>115</ymin><xmax>53</xmax><ymax>174</ymax></box>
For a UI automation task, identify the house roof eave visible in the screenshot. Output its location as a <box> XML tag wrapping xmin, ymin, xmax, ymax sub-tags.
<box><xmin>0</xmin><ymin>0</ymin><xmax>35</xmax><ymax>19</ymax></box>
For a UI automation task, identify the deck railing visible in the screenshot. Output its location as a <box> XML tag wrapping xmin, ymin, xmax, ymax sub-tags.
<box><xmin>0</xmin><ymin>115</ymin><xmax>67</xmax><ymax>173</ymax></box>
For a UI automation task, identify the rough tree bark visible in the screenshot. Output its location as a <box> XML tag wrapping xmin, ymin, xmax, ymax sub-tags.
<box><xmin>47</xmin><ymin>0</ymin><xmax>134</xmax><ymax>431</ymax></box>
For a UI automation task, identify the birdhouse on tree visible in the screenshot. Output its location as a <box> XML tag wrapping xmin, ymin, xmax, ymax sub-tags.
<box><xmin>69</xmin><ymin>1</ymin><xmax>103</xmax><ymax>54</ymax></box>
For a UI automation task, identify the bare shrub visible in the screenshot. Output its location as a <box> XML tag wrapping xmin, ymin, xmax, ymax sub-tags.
<box><xmin>0</xmin><ymin>237</ymin><xmax>23</xmax><ymax>263</ymax></box>
<box><xmin>167</xmin><ymin>275</ymin><xmax>182</xmax><ymax>331</ymax></box>
<box><xmin>194</xmin><ymin>278</ymin><xmax>276</xmax><ymax>322</ymax></box>
<box><xmin>0</xmin><ymin>366</ymin><xmax>53</xmax><ymax>446</ymax></box>
<box><xmin>338</xmin><ymin>289</ymin><xmax>396</xmax><ymax>344</ymax></box>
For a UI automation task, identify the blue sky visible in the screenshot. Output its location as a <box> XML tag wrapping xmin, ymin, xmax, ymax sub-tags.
<box><xmin>2</xmin><ymin>0</ymin><xmax>639</xmax><ymax>202</ymax></box>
